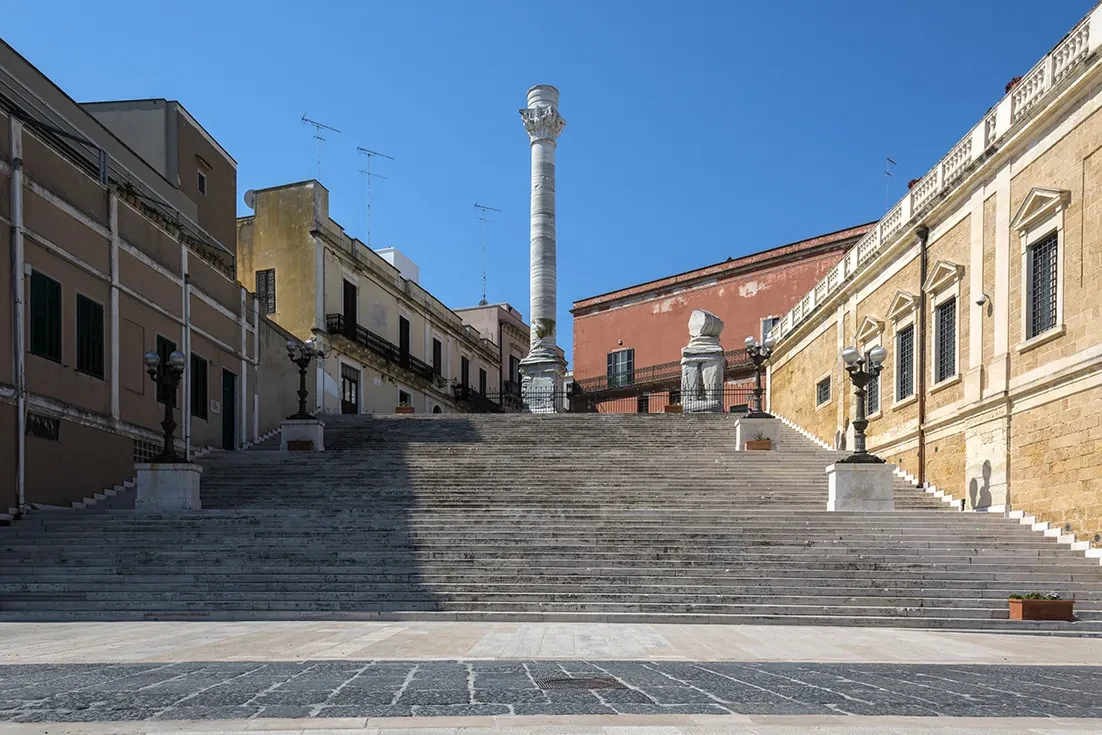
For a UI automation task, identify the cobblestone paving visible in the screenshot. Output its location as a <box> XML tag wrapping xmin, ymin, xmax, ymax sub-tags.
<box><xmin>2</xmin><ymin>661</ymin><xmax>1102</xmax><ymax>722</ymax></box>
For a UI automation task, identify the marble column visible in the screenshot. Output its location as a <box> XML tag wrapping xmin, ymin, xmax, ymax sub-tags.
<box><xmin>519</xmin><ymin>85</ymin><xmax>567</xmax><ymax>412</ymax></box>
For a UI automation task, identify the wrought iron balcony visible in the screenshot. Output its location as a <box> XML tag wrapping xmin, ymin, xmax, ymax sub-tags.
<box><xmin>326</xmin><ymin>314</ymin><xmax>436</xmax><ymax>384</ymax></box>
<box><xmin>573</xmin><ymin>349</ymin><xmax>753</xmax><ymax>395</ymax></box>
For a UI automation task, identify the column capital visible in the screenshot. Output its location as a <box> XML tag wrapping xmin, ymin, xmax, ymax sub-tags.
<box><xmin>520</xmin><ymin>105</ymin><xmax>566</xmax><ymax>144</ymax></box>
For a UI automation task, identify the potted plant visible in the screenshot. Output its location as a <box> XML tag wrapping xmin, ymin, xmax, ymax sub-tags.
<box><xmin>396</xmin><ymin>401</ymin><xmax>414</xmax><ymax>415</ymax></box>
<box><xmin>1008</xmin><ymin>592</ymin><xmax>1074</xmax><ymax>621</ymax></box>
<box><xmin>744</xmin><ymin>431</ymin><xmax>772</xmax><ymax>451</ymax></box>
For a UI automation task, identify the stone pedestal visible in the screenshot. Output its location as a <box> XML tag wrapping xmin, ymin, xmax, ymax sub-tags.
<box><xmin>681</xmin><ymin>310</ymin><xmax>725</xmax><ymax>413</ymax></box>
<box><xmin>735</xmin><ymin>416</ymin><xmax>781</xmax><ymax>451</ymax></box>
<box><xmin>521</xmin><ymin>356</ymin><xmax>565</xmax><ymax>414</ymax></box>
<box><xmin>281</xmin><ymin>418</ymin><xmax>325</xmax><ymax>451</ymax></box>
<box><xmin>826</xmin><ymin>462</ymin><xmax>896</xmax><ymax>511</ymax></box>
<box><xmin>135</xmin><ymin>463</ymin><xmax>202</xmax><ymax>512</ymax></box>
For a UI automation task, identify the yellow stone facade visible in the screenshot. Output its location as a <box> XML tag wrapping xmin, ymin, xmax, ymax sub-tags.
<box><xmin>769</xmin><ymin>9</ymin><xmax>1102</xmax><ymax>545</ymax></box>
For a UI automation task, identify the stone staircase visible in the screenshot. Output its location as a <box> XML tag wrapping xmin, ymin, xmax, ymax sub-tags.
<box><xmin>2</xmin><ymin>413</ymin><xmax>1101</xmax><ymax>631</ymax></box>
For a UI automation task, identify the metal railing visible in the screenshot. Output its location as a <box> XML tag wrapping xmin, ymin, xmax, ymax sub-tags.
<box><xmin>573</xmin><ymin>350</ymin><xmax>754</xmax><ymax>394</ymax></box>
<box><xmin>326</xmin><ymin>314</ymin><xmax>436</xmax><ymax>384</ymax></box>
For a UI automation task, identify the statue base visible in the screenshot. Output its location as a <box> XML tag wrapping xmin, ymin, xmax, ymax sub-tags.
<box><xmin>520</xmin><ymin>354</ymin><xmax>565</xmax><ymax>414</ymax></box>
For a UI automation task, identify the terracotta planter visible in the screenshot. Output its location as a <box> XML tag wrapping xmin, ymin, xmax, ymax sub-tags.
<box><xmin>286</xmin><ymin>439</ymin><xmax>314</xmax><ymax>451</ymax></box>
<box><xmin>396</xmin><ymin>406</ymin><xmax>415</xmax><ymax>414</ymax></box>
<box><xmin>663</xmin><ymin>405</ymin><xmax>683</xmax><ymax>414</ymax></box>
<box><xmin>1008</xmin><ymin>598</ymin><xmax>1075</xmax><ymax>621</ymax></box>
<box><xmin>744</xmin><ymin>439</ymin><xmax>772</xmax><ymax>451</ymax></box>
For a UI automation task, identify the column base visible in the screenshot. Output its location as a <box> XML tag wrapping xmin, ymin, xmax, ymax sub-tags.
<box><xmin>826</xmin><ymin>462</ymin><xmax>896</xmax><ymax>511</ymax></box>
<box><xmin>735</xmin><ymin>417</ymin><xmax>780</xmax><ymax>450</ymax></box>
<box><xmin>135</xmin><ymin>463</ymin><xmax>202</xmax><ymax>512</ymax></box>
<box><xmin>281</xmin><ymin>419</ymin><xmax>325</xmax><ymax>451</ymax></box>
<box><xmin>520</xmin><ymin>355</ymin><xmax>565</xmax><ymax>414</ymax></box>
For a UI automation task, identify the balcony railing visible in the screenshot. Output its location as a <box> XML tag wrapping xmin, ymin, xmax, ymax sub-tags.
<box><xmin>773</xmin><ymin>8</ymin><xmax>1099</xmax><ymax>344</ymax></box>
<box><xmin>326</xmin><ymin>313</ymin><xmax>436</xmax><ymax>384</ymax></box>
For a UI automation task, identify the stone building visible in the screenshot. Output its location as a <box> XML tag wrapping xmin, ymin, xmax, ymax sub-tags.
<box><xmin>0</xmin><ymin>39</ymin><xmax>299</xmax><ymax>516</ymax></box>
<box><xmin>454</xmin><ymin>302</ymin><xmax>529</xmax><ymax>397</ymax></box>
<box><xmin>237</xmin><ymin>181</ymin><xmax>502</xmax><ymax>414</ymax></box>
<box><xmin>768</xmin><ymin>5</ymin><xmax>1102</xmax><ymax>544</ymax></box>
<box><xmin>571</xmin><ymin>224</ymin><xmax>872</xmax><ymax>387</ymax></box>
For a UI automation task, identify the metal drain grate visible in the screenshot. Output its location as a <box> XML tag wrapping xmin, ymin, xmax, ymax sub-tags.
<box><xmin>535</xmin><ymin>676</ymin><xmax>626</xmax><ymax>690</ymax></box>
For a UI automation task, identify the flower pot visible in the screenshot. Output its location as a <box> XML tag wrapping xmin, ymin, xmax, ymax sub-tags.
<box><xmin>1008</xmin><ymin>598</ymin><xmax>1075</xmax><ymax>621</ymax></box>
<box><xmin>396</xmin><ymin>406</ymin><xmax>415</xmax><ymax>414</ymax></box>
<box><xmin>744</xmin><ymin>439</ymin><xmax>772</xmax><ymax>451</ymax></box>
<box><xmin>664</xmin><ymin>405</ymin><xmax>683</xmax><ymax>414</ymax></box>
<box><xmin>286</xmin><ymin>439</ymin><xmax>314</xmax><ymax>451</ymax></box>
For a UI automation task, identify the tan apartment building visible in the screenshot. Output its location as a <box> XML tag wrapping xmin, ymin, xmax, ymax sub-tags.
<box><xmin>0</xmin><ymin>39</ymin><xmax>298</xmax><ymax>515</ymax></box>
<box><xmin>237</xmin><ymin>181</ymin><xmax>502</xmax><ymax>414</ymax></box>
<box><xmin>768</xmin><ymin>6</ymin><xmax>1102</xmax><ymax>546</ymax></box>
<box><xmin>454</xmin><ymin>302</ymin><xmax>529</xmax><ymax>398</ymax></box>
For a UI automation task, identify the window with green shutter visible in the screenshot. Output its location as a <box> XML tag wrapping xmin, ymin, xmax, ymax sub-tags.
<box><xmin>30</xmin><ymin>271</ymin><xmax>62</xmax><ymax>362</ymax></box>
<box><xmin>75</xmin><ymin>294</ymin><xmax>104</xmax><ymax>379</ymax></box>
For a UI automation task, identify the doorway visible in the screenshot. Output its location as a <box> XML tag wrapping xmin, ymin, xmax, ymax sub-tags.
<box><xmin>341</xmin><ymin>363</ymin><xmax>360</xmax><ymax>415</ymax></box>
<box><xmin>221</xmin><ymin>369</ymin><xmax>237</xmax><ymax>450</ymax></box>
<box><xmin>343</xmin><ymin>280</ymin><xmax>358</xmax><ymax>337</ymax></box>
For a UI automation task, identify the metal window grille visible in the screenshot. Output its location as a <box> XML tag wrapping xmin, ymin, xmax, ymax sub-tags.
<box><xmin>256</xmin><ymin>269</ymin><xmax>276</xmax><ymax>314</ymax></box>
<box><xmin>190</xmin><ymin>354</ymin><xmax>208</xmax><ymax>420</ymax></box>
<box><xmin>896</xmin><ymin>325</ymin><xmax>915</xmax><ymax>400</ymax></box>
<box><xmin>75</xmin><ymin>294</ymin><xmax>104</xmax><ymax>378</ymax></box>
<box><xmin>30</xmin><ymin>271</ymin><xmax>62</xmax><ymax>362</ymax></box>
<box><xmin>816</xmin><ymin>377</ymin><xmax>831</xmax><ymax>405</ymax></box>
<box><xmin>1027</xmin><ymin>231</ymin><xmax>1058</xmax><ymax>339</ymax></box>
<box><xmin>936</xmin><ymin>298</ymin><xmax>957</xmax><ymax>383</ymax></box>
<box><xmin>866</xmin><ymin>370</ymin><xmax>880</xmax><ymax>415</ymax></box>
<box><xmin>607</xmin><ymin>349</ymin><xmax>635</xmax><ymax>388</ymax></box>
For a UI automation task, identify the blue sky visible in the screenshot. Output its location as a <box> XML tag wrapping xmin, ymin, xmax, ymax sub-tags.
<box><xmin>4</xmin><ymin>0</ymin><xmax>1095</xmax><ymax>365</ymax></box>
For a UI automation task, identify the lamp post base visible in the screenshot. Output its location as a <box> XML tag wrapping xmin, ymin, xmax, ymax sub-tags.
<box><xmin>734</xmin><ymin>416</ymin><xmax>780</xmax><ymax>451</ymax></box>
<box><xmin>281</xmin><ymin>418</ymin><xmax>325</xmax><ymax>451</ymax></box>
<box><xmin>826</xmin><ymin>462</ymin><xmax>895</xmax><ymax>511</ymax></box>
<box><xmin>135</xmin><ymin>463</ymin><xmax>202</xmax><ymax>512</ymax></box>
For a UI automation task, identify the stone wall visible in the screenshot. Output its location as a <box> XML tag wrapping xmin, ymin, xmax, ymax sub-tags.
<box><xmin>770</xmin><ymin>323</ymin><xmax>840</xmax><ymax>445</ymax></box>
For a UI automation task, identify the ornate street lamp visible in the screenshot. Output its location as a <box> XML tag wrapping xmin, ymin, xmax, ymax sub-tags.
<box><xmin>144</xmin><ymin>349</ymin><xmax>187</xmax><ymax>463</ymax></box>
<box><xmin>839</xmin><ymin>345</ymin><xmax>888</xmax><ymax>464</ymax></box>
<box><xmin>287</xmin><ymin>338</ymin><xmax>328</xmax><ymax>419</ymax></box>
<box><xmin>743</xmin><ymin>334</ymin><xmax>776</xmax><ymax>418</ymax></box>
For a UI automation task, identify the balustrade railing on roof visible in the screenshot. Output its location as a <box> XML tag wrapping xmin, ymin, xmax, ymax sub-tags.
<box><xmin>773</xmin><ymin>8</ymin><xmax>1099</xmax><ymax>343</ymax></box>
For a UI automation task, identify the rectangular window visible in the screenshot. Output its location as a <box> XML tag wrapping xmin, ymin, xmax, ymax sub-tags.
<box><xmin>866</xmin><ymin>370</ymin><xmax>880</xmax><ymax>416</ymax></box>
<box><xmin>432</xmin><ymin>338</ymin><xmax>443</xmax><ymax>376</ymax></box>
<box><xmin>762</xmin><ymin>316</ymin><xmax>780</xmax><ymax>340</ymax></box>
<box><xmin>190</xmin><ymin>354</ymin><xmax>209</xmax><ymax>419</ymax></box>
<box><xmin>30</xmin><ymin>271</ymin><xmax>62</xmax><ymax>362</ymax></box>
<box><xmin>461</xmin><ymin>356</ymin><xmax>470</xmax><ymax>387</ymax></box>
<box><xmin>935</xmin><ymin>298</ymin><xmax>957</xmax><ymax>383</ymax></box>
<box><xmin>816</xmin><ymin>377</ymin><xmax>831</xmax><ymax>406</ymax></box>
<box><xmin>1027</xmin><ymin>231</ymin><xmax>1058</xmax><ymax>339</ymax></box>
<box><xmin>197</xmin><ymin>169</ymin><xmax>207</xmax><ymax>197</ymax></box>
<box><xmin>256</xmin><ymin>269</ymin><xmax>276</xmax><ymax>315</ymax></box>
<box><xmin>156</xmin><ymin>335</ymin><xmax>178</xmax><ymax>407</ymax></box>
<box><xmin>607</xmin><ymin>348</ymin><xmax>634</xmax><ymax>388</ymax></box>
<box><xmin>479</xmin><ymin>368</ymin><xmax>487</xmax><ymax>395</ymax></box>
<box><xmin>509</xmin><ymin>355</ymin><xmax>521</xmax><ymax>384</ymax></box>
<box><xmin>75</xmin><ymin>294</ymin><xmax>104</xmax><ymax>379</ymax></box>
<box><xmin>398</xmin><ymin>389</ymin><xmax>412</xmax><ymax>406</ymax></box>
<box><xmin>896</xmin><ymin>325</ymin><xmax>915</xmax><ymax>400</ymax></box>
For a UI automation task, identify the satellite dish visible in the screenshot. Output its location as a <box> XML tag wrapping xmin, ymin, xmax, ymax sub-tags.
<box><xmin>244</xmin><ymin>189</ymin><xmax>256</xmax><ymax>209</ymax></box>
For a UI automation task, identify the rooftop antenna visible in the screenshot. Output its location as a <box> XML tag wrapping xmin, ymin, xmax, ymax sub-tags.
<box><xmin>357</xmin><ymin>146</ymin><xmax>395</xmax><ymax>249</ymax></box>
<box><xmin>884</xmin><ymin>157</ymin><xmax>896</xmax><ymax>211</ymax></box>
<box><xmin>301</xmin><ymin>114</ymin><xmax>341</xmax><ymax>180</ymax></box>
<box><xmin>474</xmin><ymin>202</ymin><xmax>502</xmax><ymax>305</ymax></box>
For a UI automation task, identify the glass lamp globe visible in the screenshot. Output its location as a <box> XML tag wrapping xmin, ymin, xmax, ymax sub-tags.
<box><xmin>143</xmin><ymin>350</ymin><xmax>160</xmax><ymax>369</ymax></box>
<box><xmin>744</xmin><ymin>335</ymin><xmax>757</xmax><ymax>349</ymax></box>
<box><xmin>286</xmin><ymin>340</ymin><xmax>298</xmax><ymax>355</ymax></box>
<box><xmin>169</xmin><ymin>351</ymin><xmax>187</xmax><ymax>370</ymax></box>
<box><xmin>868</xmin><ymin>345</ymin><xmax>888</xmax><ymax>365</ymax></box>
<box><xmin>841</xmin><ymin>346</ymin><xmax>860</xmax><ymax>366</ymax></box>
<box><xmin>764</xmin><ymin>335</ymin><xmax>777</xmax><ymax>350</ymax></box>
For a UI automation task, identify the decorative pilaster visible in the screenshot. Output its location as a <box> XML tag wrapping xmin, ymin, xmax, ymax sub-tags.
<box><xmin>519</xmin><ymin>85</ymin><xmax>567</xmax><ymax>412</ymax></box>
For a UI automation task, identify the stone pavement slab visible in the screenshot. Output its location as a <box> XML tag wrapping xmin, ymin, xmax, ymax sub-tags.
<box><xmin>2</xmin><ymin>621</ymin><xmax>1101</xmax><ymax>665</ymax></box>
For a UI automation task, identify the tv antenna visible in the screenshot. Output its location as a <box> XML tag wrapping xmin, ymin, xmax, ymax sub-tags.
<box><xmin>301</xmin><ymin>114</ymin><xmax>341</xmax><ymax>180</ymax></box>
<box><xmin>884</xmin><ymin>156</ymin><xmax>896</xmax><ymax>210</ymax></box>
<box><xmin>356</xmin><ymin>147</ymin><xmax>395</xmax><ymax>248</ymax></box>
<box><xmin>474</xmin><ymin>202</ymin><xmax>502</xmax><ymax>305</ymax></box>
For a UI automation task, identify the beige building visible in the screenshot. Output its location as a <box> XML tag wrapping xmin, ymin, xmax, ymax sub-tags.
<box><xmin>0</xmin><ymin>39</ymin><xmax>299</xmax><ymax>516</ymax></box>
<box><xmin>237</xmin><ymin>181</ymin><xmax>502</xmax><ymax>414</ymax></box>
<box><xmin>454</xmin><ymin>302</ymin><xmax>529</xmax><ymax>398</ymax></box>
<box><xmin>768</xmin><ymin>6</ymin><xmax>1102</xmax><ymax>546</ymax></box>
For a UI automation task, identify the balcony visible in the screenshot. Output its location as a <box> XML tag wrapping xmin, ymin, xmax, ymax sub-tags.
<box><xmin>326</xmin><ymin>314</ymin><xmax>437</xmax><ymax>385</ymax></box>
